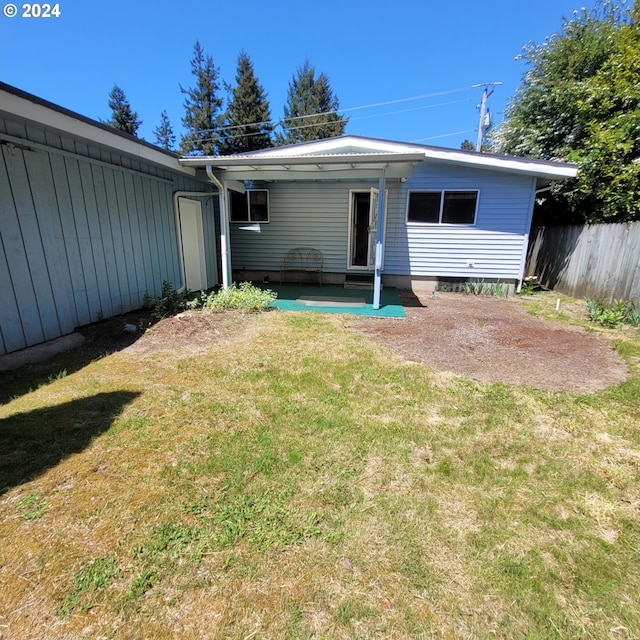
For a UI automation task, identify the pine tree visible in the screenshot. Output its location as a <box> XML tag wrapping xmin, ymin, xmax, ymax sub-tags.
<box><xmin>218</xmin><ymin>51</ymin><xmax>273</xmax><ymax>155</ymax></box>
<box><xmin>153</xmin><ymin>110</ymin><xmax>176</xmax><ymax>151</ymax></box>
<box><xmin>107</xmin><ymin>85</ymin><xmax>141</xmax><ymax>136</ymax></box>
<box><xmin>180</xmin><ymin>41</ymin><xmax>223</xmax><ymax>156</ymax></box>
<box><xmin>275</xmin><ymin>60</ymin><xmax>347</xmax><ymax>145</ymax></box>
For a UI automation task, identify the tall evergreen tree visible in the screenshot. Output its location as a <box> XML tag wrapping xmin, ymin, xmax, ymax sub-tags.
<box><xmin>275</xmin><ymin>60</ymin><xmax>348</xmax><ymax>145</ymax></box>
<box><xmin>180</xmin><ymin>41</ymin><xmax>223</xmax><ymax>156</ymax></box>
<box><xmin>218</xmin><ymin>51</ymin><xmax>273</xmax><ymax>155</ymax></box>
<box><xmin>107</xmin><ymin>85</ymin><xmax>141</xmax><ymax>136</ymax></box>
<box><xmin>153</xmin><ymin>110</ymin><xmax>176</xmax><ymax>151</ymax></box>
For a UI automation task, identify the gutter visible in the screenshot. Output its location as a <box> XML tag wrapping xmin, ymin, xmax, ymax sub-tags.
<box><xmin>205</xmin><ymin>166</ymin><xmax>232</xmax><ymax>289</ymax></box>
<box><xmin>180</xmin><ymin>151</ymin><xmax>426</xmax><ymax>168</ymax></box>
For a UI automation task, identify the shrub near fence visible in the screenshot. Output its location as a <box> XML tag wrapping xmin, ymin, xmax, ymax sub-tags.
<box><xmin>526</xmin><ymin>222</ymin><xmax>640</xmax><ymax>301</ymax></box>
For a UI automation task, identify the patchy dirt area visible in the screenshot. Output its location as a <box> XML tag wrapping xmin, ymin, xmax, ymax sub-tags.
<box><xmin>121</xmin><ymin>311</ymin><xmax>254</xmax><ymax>358</ymax></box>
<box><xmin>347</xmin><ymin>291</ymin><xmax>630</xmax><ymax>393</ymax></box>
<box><xmin>71</xmin><ymin>292</ymin><xmax>630</xmax><ymax>394</ymax></box>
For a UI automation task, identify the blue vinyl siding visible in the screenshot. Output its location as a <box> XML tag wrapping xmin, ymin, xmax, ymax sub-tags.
<box><xmin>230</xmin><ymin>164</ymin><xmax>535</xmax><ymax>281</ymax></box>
<box><xmin>385</xmin><ymin>164</ymin><xmax>535</xmax><ymax>278</ymax></box>
<box><xmin>230</xmin><ymin>181</ymin><xmax>376</xmax><ymax>272</ymax></box>
<box><xmin>0</xmin><ymin>116</ymin><xmax>216</xmax><ymax>355</ymax></box>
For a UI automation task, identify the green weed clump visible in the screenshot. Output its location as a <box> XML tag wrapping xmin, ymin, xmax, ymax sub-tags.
<box><xmin>518</xmin><ymin>280</ymin><xmax>542</xmax><ymax>296</ymax></box>
<box><xmin>195</xmin><ymin>282</ymin><xmax>277</xmax><ymax>312</ymax></box>
<box><xmin>463</xmin><ymin>279</ymin><xmax>508</xmax><ymax>297</ymax></box>
<box><xmin>56</xmin><ymin>557</ymin><xmax>121</xmax><ymax>618</ymax></box>
<box><xmin>17</xmin><ymin>492</ymin><xmax>50</xmax><ymax>520</ymax></box>
<box><xmin>143</xmin><ymin>281</ymin><xmax>195</xmax><ymax>319</ymax></box>
<box><xmin>586</xmin><ymin>297</ymin><xmax>640</xmax><ymax>327</ymax></box>
<box><xmin>144</xmin><ymin>281</ymin><xmax>276</xmax><ymax>317</ymax></box>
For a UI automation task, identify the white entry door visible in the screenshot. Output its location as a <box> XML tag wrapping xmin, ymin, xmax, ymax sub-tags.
<box><xmin>178</xmin><ymin>198</ymin><xmax>208</xmax><ymax>291</ymax></box>
<box><xmin>348</xmin><ymin>188</ymin><xmax>385</xmax><ymax>270</ymax></box>
<box><xmin>368</xmin><ymin>187</ymin><xmax>379</xmax><ymax>269</ymax></box>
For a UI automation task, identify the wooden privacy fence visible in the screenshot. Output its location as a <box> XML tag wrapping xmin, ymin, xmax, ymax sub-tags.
<box><xmin>526</xmin><ymin>222</ymin><xmax>640</xmax><ymax>301</ymax></box>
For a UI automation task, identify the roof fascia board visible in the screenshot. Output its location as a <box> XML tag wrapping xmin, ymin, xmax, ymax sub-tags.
<box><xmin>421</xmin><ymin>148</ymin><xmax>578</xmax><ymax>179</ymax></box>
<box><xmin>216</xmin><ymin>164</ymin><xmax>415</xmax><ymax>181</ymax></box>
<box><xmin>344</xmin><ymin>135</ymin><xmax>579</xmax><ymax>177</ymax></box>
<box><xmin>180</xmin><ymin>152</ymin><xmax>425</xmax><ymax>168</ymax></box>
<box><xmin>0</xmin><ymin>87</ymin><xmax>195</xmax><ymax>176</ymax></box>
<box><xmin>182</xmin><ymin>140</ymin><xmax>577</xmax><ymax>180</ymax></box>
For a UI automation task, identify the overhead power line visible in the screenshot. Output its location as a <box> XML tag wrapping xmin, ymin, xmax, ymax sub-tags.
<box><xmin>339</xmin><ymin>86</ymin><xmax>473</xmax><ymax>114</ymax></box>
<box><xmin>411</xmin><ymin>129</ymin><xmax>477</xmax><ymax>143</ymax></box>
<box><xmin>186</xmin><ymin>85</ymin><xmax>478</xmax><ymax>139</ymax></box>
<box><xmin>192</xmin><ymin>98</ymin><xmax>474</xmax><ymax>145</ymax></box>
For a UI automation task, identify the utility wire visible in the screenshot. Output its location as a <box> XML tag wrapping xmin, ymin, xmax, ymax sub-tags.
<box><xmin>192</xmin><ymin>99</ymin><xmax>472</xmax><ymax>144</ymax></box>
<box><xmin>340</xmin><ymin>86</ymin><xmax>472</xmax><ymax>113</ymax></box>
<box><xmin>411</xmin><ymin>129</ymin><xmax>477</xmax><ymax>143</ymax></box>
<box><xmin>191</xmin><ymin>95</ymin><xmax>476</xmax><ymax>144</ymax></box>
<box><xmin>187</xmin><ymin>85</ymin><xmax>477</xmax><ymax>137</ymax></box>
<box><xmin>345</xmin><ymin>98</ymin><xmax>471</xmax><ymax>123</ymax></box>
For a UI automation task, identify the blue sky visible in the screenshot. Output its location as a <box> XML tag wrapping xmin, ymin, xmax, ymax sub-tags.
<box><xmin>0</xmin><ymin>0</ymin><xmax>592</xmax><ymax>150</ymax></box>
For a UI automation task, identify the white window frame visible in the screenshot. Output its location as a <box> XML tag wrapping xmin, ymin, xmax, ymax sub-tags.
<box><xmin>406</xmin><ymin>189</ymin><xmax>479</xmax><ymax>226</ymax></box>
<box><xmin>229</xmin><ymin>188</ymin><xmax>270</xmax><ymax>223</ymax></box>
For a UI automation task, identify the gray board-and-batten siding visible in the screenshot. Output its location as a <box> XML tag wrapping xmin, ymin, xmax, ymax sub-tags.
<box><xmin>229</xmin><ymin>163</ymin><xmax>536</xmax><ymax>281</ymax></box>
<box><xmin>0</xmin><ymin>116</ymin><xmax>217</xmax><ymax>356</ymax></box>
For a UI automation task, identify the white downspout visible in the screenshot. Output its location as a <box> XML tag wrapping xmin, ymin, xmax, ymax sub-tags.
<box><xmin>373</xmin><ymin>169</ymin><xmax>386</xmax><ymax>310</ymax></box>
<box><xmin>206</xmin><ymin>165</ymin><xmax>231</xmax><ymax>289</ymax></box>
<box><xmin>172</xmin><ymin>190</ymin><xmax>216</xmax><ymax>292</ymax></box>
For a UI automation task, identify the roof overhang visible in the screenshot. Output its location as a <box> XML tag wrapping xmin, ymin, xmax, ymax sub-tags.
<box><xmin>420</xmin><ymin>147</ymin><xmax>578</xmax><ymax>180</ymax></box>
<box><xmin>180</xmin><ymin>151</ymin><xmax>425</xmax><ymax>181</ymax></box>
<box><xmin>0</xmin><ymin>82</ymin><xmax>195</xmax><ymax>176</ymax></box>
<box><xmin>179</xmin><ymin>135</ymin><xmax>578</xmax><ymax>183</ymax></box>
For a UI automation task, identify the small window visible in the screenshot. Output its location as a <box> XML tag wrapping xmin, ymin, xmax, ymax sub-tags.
<box><xmin>229</xmin><ymin>189</ymin><xmax>269</xmax><ymax>223</ymax></box>
<box><xmin>407</xmin><ymin>190</ymin><xmax>478</xmax><ymax>225</ymax></box>
<box><xmin>442</xmin><ymin>191</ymin><xmax>477</xmax><ymax>224</ymax></box>
<box><xmin>407</xmin><ymin>192</ymin><xmax>441</xmax><ymax>223</ymax></box>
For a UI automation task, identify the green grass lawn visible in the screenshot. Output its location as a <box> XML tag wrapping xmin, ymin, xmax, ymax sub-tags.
<box><xmin>0</xmin><ymin>301</ymin><xmax>639</xmax><ymax>639</ymax></box>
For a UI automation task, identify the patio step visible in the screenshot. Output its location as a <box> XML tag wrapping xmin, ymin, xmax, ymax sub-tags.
<box><xmin>344</xmin><ymin>274</ymin><xmax>374</xmax><ymax>290</ymax></box>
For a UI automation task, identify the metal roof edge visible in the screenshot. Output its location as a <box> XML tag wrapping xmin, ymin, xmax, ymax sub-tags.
<box><xmin>179</xmin><ymin>134</ymin><xmax>578</xmax><ymax>179</ymax></box>
<box><xmin>179</xmin><ymin>151</ymin><xmax>426</xmax><ymax>167</ymax></box>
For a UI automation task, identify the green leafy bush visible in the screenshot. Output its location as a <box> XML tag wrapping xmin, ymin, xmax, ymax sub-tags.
<box><xmin>143</xmin><ymin>281</ymin><xmax>195</xmax><ymax>319</ymax></box>
<box><xmin>586</xmin><ymin>297</ymin><xmax>640</xmax><ymax>327</ymax></box>
<box><xmin>144</xmin><ymin>282</ymin><xmax>276</xmax><ymax>317</ymax></box>
<box><xmin>518</xmin><ymin>280</ymin><xmax>543</xmax><ymax>296</ymax></box>
<box><xmin>199</xmin><ymin>282</ymin><xmax>277</xmax><ymax>312</ymax></box>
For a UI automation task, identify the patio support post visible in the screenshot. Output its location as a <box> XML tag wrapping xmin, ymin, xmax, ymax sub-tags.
<box><xmin>373</xmin><ymin>170</ymin><xmax>386</xmax><ymax>310</ymax></box>
<box><xmin>206</xmin><ymin>166</ymin><xmax>232</xmax><ymax>289</ymax></box>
